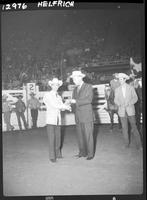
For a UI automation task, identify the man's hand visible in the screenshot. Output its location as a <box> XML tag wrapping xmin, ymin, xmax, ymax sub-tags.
<box><xmin>70</xmin><ymin>99</ymin><xmax>76</xmax><ymax>104</ymax></box>
<box><xmin>65</xmin><ymin>105</ymin><xmax>72</xmax><ymax>112</ymax></box>
<box><xmin>65</xmin><ymin>99</ymin><xmax>76</xmax><ymax>104</ymax></box>
<box><xmin>61</xmin><ymin>104</ymin><xmax>71</xmax><ymax>112</ymax></box>
<box><xmin>64</xmin><ymin>99</ymin><xmax>71</xmax><ymax>105</ymax></box>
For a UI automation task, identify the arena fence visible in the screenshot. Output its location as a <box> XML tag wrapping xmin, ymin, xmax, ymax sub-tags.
<box><xmin>2</xmin><ymin>84</ymin><xmax>142</xmax><ymax>131</ymax></box>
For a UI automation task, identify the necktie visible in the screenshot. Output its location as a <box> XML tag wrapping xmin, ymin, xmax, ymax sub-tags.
<box><xmin>77</xmin><ymin>86</ymin><xmax>80</xmax><ymax>94</ymax></box>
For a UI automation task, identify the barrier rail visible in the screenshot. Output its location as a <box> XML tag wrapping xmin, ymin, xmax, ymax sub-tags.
<box><xmin>2</xmin><ymin>84</ymin><xmax>142</xmax><ymax>131</ymax></box>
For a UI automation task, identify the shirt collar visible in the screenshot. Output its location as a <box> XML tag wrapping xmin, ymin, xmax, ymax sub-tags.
<box><xmin>51</xmin><ymin>90</ymin><xmax>58</xmax><ymax>96</ymax></box>
<box><xmin>78</xmin><ymin>81</ymin><xmax>84</xmax><ymax>89</ymax></box>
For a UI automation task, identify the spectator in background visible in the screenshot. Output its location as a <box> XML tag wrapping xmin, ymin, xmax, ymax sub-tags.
<box><xmin>2</xmin><ymin>94</ymin><xmax>14</xmax><ymax>132</ymax></box>
<box><xmin>43</xmin><ymin>78</ymin><xmax>71</xmax><ymax>163</ymax></box>
<box><xmin>114</xmin><ymin>73</ymin><xmax>142</xmax><ymax>150</ymax></box>
<box><xmin>15</xmin><ymin>95</ymin><xmax>28</xmax><ymax>131</ymax></box>
<box><xmin>27</xmin><ymin>93</ymin><xmax>41</xmax><ymax>129</ymax></box>
<box><xmin>134</xmin><ymin>77</ymin><xmax>142</xmax><ymax>135</ymax></box>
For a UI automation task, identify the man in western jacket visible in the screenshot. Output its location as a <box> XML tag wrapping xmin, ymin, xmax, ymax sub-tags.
<box><xmin>114</xmin><ymin>73</ymin><xmax>142</xmax><ymax>149</ymax></box>
<box><xmin>69</xmin><ymin>70</ymin><xmax>95</xmax><ymax>160</ymax></box>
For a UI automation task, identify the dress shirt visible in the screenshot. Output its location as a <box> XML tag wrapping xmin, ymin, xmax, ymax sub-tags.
<box><xmin>77</xmin><ymin>82</ymin><xmax>84</xmax><ymax>93</ymax></box>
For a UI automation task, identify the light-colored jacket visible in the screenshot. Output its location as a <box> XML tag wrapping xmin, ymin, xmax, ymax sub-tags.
<box><xmin>114</xmin><ymin>83</ymin><xmax>138</xmax><ymax>117</ymax></box>
<box><xmin>43</xmin><ymin>90</ymin><xmax>65</xmax><ymax>125</ymax></box>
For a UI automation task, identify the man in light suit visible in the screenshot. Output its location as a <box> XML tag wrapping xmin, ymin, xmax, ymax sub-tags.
<box><xmin>43</xmin><ymin>78</ymin><xmax>71</xmax><ymax>163</ymax></box>
<box><xmin>69</xmin><ymin>71</ymin><xmax>95</xmax><ymax>160</ymax></box>
<box><xmin>114</xmin><ymin>73</ymin><xmax>142</xmax><ymax>149</ymax></box>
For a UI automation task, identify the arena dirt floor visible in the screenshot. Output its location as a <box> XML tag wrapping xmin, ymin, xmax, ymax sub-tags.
<box><xmin>2</xmin><ymin>124</ymin><xmax>144</xmax><ymax>197</ymax></box>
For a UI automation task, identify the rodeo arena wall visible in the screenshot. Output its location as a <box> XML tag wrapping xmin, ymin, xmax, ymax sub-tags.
<box><xmin>2</xmin><ymin>83</ymin><xmax>120</xmax><ymax>132</ymax></box>
<box><xmin>2</xmin><ymin>82</ymin><xmax>142</xmax><ymax>132</ymax></box>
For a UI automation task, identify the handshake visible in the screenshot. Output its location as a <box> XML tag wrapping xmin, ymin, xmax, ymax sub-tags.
<box><xmin>64</xmin><ymin>99</ymin><xmax>76</xmax><ymax>105</ymax></box>
<box><xmin>61</xmin><ymin>98</ymin><xmax>76</xmax><ymax>112</ymax></box>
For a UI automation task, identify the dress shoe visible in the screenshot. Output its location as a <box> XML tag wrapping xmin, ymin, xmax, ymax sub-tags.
<box><xmin>86</xmin><ymin>157</ymin><xmax>94</xmax><ymax>160</ymax></box>
<box><xmin>74</xmin><ymin>154</ymin><xmax>82</xmax><ymax>158</ymax></box>
<box><xmin>50</xmin><ymin>159</ymin><xmax>56</xmax><ymax>163</ymax></box>
<box><xmin>75</xmin><ymin>154</ymin><xmax>87</xmax><ymax>158</ymax></box>
<box><xmin>57</xmin><ymin>155</ymin><xmax>63</xmax><ymax>159</ymax></box>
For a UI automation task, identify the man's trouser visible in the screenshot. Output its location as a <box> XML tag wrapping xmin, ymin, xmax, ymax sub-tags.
<box><xmin>31</xmin><ymin>109</ymin><xmax>38</xmax><ymax>128</ymax></box>
<box><xmin>16</xmin><ymin>111</ymin><xmax>28</xmax><ymax>130</ymax></box>
<box><xmin>76</xmin><ymin>122</ymin><xmax>94</xmax><ymax>158</ymax></box>
<box><xmin>120</xmin><ymin>115</ymin><xmax>142</xmax><ymax>148</ymax></box>
<box><xmin>47</xmin><ymin>124</ymin><xmax>62</xmax><ymax>160</ymax></box>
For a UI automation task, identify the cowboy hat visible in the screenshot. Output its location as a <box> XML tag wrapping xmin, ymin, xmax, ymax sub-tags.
<box><xmin>48</xmin><ymin>78</ymin><xmax>63</xmax><ymax>87</ymax></box>
<box><xmin>70</xmin><ymin>71</ymin><xmax>86</xmax><ymax>78</ymax></box>
<box><xmin>117</xmin><ymin>73</ymin><xmax>130</xmax><ymax>80</ymax></box>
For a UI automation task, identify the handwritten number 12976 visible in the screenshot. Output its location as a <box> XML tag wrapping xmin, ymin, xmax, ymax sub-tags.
<box><xmin>2</xmin><ymin>3</ymin><xmax>28</xmax><ymax>10</ymax></box>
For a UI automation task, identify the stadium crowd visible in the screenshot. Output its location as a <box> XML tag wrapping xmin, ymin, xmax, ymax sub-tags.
<box><xmin>2</xmin><ymin>24</ymin><xmax>141</xmax><ymax>90</ymax></box>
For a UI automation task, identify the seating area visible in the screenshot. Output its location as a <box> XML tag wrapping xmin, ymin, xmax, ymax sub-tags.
<box><xmin>2</xmin><ymin>10</ymin><xmax>141</xmax><ymax>90</ymax></box>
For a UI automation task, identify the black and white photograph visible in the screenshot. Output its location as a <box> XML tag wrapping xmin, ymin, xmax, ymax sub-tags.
<box><xmin>0</xmin><ymin>1</ymin><xmax>145</xmax><ymax>199</ymax></box>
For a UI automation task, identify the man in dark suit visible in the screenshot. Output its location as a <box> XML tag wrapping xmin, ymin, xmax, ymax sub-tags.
<box><xmin>69</xmin><ymin>70</ymin><xmax>95</xmax><ymax>160</ymax></box>
<box><xmin>15</xmin><ymin>95</ymin><xmax>28</xmax><ymax>130</ymax></box>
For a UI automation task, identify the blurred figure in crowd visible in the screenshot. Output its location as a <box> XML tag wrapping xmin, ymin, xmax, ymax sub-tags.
<box><xmin>133</xmin><ymin>77</ymin><xmax>142</xmax><ymax>135</ymax></box>
<box><xmin>15</xmin><ymin>95</ymin><xmax>28</xmax><ymax>131</ymax></box>
<box><xmin>43</xmin><ymin>78</ymin><xmax>71</xmax><ymax>163</ymax></box>
<box><xmin>2</xmin><ymin>94</ymin><xmax>14</xmax><ymax>131</ymax></box>
<box><xmin>27</xmin><ymin>92</ymin><xmax>41</xmax><ymax>128</ymax></box>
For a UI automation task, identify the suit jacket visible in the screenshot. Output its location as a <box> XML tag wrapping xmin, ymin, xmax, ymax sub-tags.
<box><xmin>114</xmin><ymin>83</ymin><xmax>138</xmax><ymax>117</ymax></box>
<box><xmin>43</xmin><ymin>91</ymin><xmax>65</xmax><ymax>125</ymax></box>
<box><xmin>15</xmin><ymin>100</ymin><xmax>26</xmax><ymax>112</ymax></box>
<box><xmin>72</xmin><ymin>82</ymin><xmax>94</xmax><ymax>123</ymax></box>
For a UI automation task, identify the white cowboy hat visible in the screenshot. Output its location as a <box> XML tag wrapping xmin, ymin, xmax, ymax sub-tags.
<box><xmin>70</xmin><ymin>71</ymin><xmax>85</xmax><ymax>78</ymax></box>
<box><xmin>118</xmin><ymin>73</ymin><xmax>130</xmax><ymax>80</ymax></box>
<box><xmin>48</xmin><ymin>78</ymin><xmax>63</xmax><ymax>87</ymax></box>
